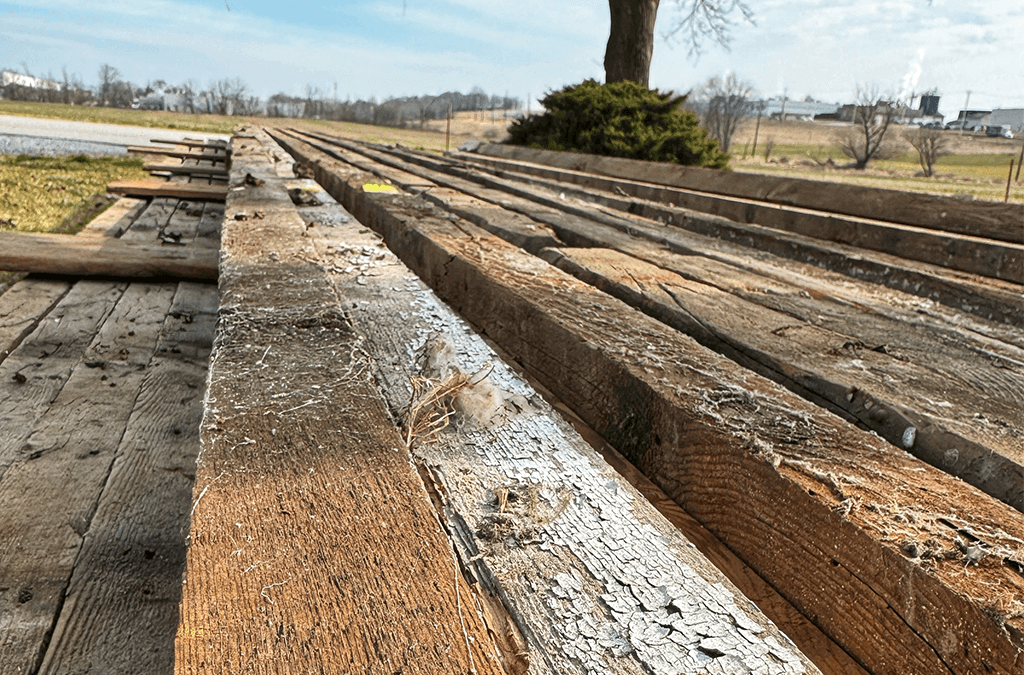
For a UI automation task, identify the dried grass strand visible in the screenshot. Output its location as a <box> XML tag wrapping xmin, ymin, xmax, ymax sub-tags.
<box><xmin>403</xmin><ymin>372</ymin><xmax>472</xmax><ymax>448</ymax></box>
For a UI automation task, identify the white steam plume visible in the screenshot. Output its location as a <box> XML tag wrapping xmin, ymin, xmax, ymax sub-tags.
<box><xmin>898</xmin><ymin>47</ymin><xmax>926</xmax><ymax>104</ymax></box>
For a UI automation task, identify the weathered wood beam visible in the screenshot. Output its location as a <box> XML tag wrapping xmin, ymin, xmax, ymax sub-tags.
<box><xmin>187</xmin><ymin>126</ymin><xmax>823</xmax><ymax>675</ymax></box>
<box><xmin>126</xmin><ymin>146</ymin><xmax>227</xmax><ymax>162</ymax></box>
<box><xmin>149</xmin><ymin>138</ymin><xmax>229</xmax><ymax>151</ymax></box>
<box><xmin>473</xmin><ymin>143</ymin><xmax>1024</xmax><ymax>244</ymax></box>
<box><xmin>107</xmin><ymin>179</ymin><xmax>227</xmax><ymax>201</ymax></box>
<box><xmin>0</xmin><ymin>282</ymin><xmax>179</xmax><ymax>672</ymax></box>
<box><xmin>296</xmin><ymin>130</ymin><xmax>1023</xmax><ymax>325</ymax></box>
<box><xmin>0</xmin><ymin>231</ymin><xmax>218</xmax><ymax>280</ymax></box>
<box><xmin>542</xmin><ymin>246</ymin><xmax>1024</xmax><ymax>510</ymax></box>
<box><xmin>448</xmin><ymin>149</ymin><xmax>1024</xmax><ymax>284</ymax></box>
<box><xmin>277</xmin><ymin>128</ymin><xmax>1024</xmax><ymax>675</ymax></box>
<box><xmin>175</xmin><ymin>133</ymin><xmax>509</xmax><ymax>675</ymax></box>
<box><xmin>143</xmin><ymin>162</ymin><xmax>229</xmax><ymax>176</ymax></box>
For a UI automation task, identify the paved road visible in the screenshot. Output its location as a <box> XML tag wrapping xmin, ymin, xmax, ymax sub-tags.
<box><xmin>0</xmin><ymin>114</ymin><xmax>230</xmax><ymax>156</ymax></box>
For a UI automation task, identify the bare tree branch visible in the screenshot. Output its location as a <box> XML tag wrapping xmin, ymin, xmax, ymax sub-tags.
<box><xmin>688</xmin><ymin>73</ymin><xmax>757</xmax><ymax>153</ymax></box>
<box><xmin>839</xmin><ymin>84</ymin><xmax>898</xmax><ymax>170</ymax></box>
<box><xmin>662</xmin><ymin>0</ymin><xmax>755</xmax><ymax>58</ymax></box>
<box><xmin>907</xmin><ymin>126</ymin><xmax>950</xmax><ymax>177</ymax></box>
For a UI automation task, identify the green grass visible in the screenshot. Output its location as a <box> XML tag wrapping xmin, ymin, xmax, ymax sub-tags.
<box><xmin>0</xmin><ymin>100</ymin><xmax>239</xmax><ymax>135</ymax></box>
<box><xmin>0</xmin><ymin>154</ymin><xmax>148</xmax><ymax>233</ymax></box>
<box><xmin>733</xmin><ymin>144</ymin><xmax>1022</xmax><ymax>203</ymax></box>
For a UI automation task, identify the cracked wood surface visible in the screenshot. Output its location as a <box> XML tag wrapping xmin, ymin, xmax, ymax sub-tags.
<box><xmin>275</xmin><ymin>130</ymin><xmax>1024</xmax><ymax>513</ymax></box>
<box><xmin>540</xmin><ymin>246</ymin><xmax>1024</xmax><ymax>511</ymax></box>
<box><xmin>274</xmin><ymin>128</ymin><xmax>1024</xmax><ymax>675</ymax></box>
<box><xmin>473</xmin><ymin>143</ymin><xmax>1024</xmax><ymax>245</ymax></box>
<box><xmin>212</xmin><ymin>126</ymin><xmax>821</xmax><ymax>675</ymax></box>
<box><xmin>174</xmin><ymin>130</ymin><xmax>506</xmax><ymax>675</ymax></box>
<box><xmin>278</xmin><ymin>137</ymin><xmax>868</xmax><ymax>675</ymax></box>
<box><xmin>0</xmin><ymin>279</ymin><xmax>71</xmax><ymax>363</ymax></box>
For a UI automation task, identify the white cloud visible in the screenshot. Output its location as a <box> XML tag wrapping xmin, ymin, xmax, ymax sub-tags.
<box><xmin>649</xmin><ymin>0</ymin><xmax>1024</xmax><ymax>116</ymax></box>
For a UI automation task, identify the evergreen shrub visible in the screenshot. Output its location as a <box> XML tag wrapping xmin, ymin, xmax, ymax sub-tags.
<box><xmin>506</xmin><ymin>80</ymin><xmax>728</xmax><ymax>169</ymax></box>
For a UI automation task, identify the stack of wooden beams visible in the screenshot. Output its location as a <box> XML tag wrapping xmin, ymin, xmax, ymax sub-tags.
<box><xmin>0</xmin><ymin>138</ymin><xmax>229</xmax><ymax>280</ymax></box>
<box><xmin>112</xmin><ymin>138</ymin><xmax>232</xmax><ymax>201</ymax></box>
<box><xmin>174</xmin><ymin>127</ymin><xmax>834</xmax><ymax>674</ymax></box>
<box><xmin>258</xmin><ymin>126</ymin><xmax>1024</xmax><ymax>675</ymax></box>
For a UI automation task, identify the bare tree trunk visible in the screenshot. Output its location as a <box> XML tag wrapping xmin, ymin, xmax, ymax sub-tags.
<box><xmin>604</xmin><ymin>0</ymin><xmax>660</xmax><ymax>87</ymax></box>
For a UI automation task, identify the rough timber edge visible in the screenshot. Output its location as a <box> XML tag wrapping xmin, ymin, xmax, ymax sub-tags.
<box><xmin>272</xmin><ymin>127</ymin><xmax>1024</xmax><ymax>675</ymax></box>
<box><xmin>471</xmin><ymin>142</ymin><xmax>1024</xmax><ymax>244</ymax></box>
<box><xmin>226</xmin><ymin>125</ymin><xmax>821</xmax><ymax>675</ymax></box>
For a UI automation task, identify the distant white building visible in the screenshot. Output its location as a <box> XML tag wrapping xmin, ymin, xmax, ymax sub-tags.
<box><xmin>1</xmin><ymin>70</ymin><xmax>60</xmax><ymax>91</ymax></box>
<box><xmin>757</xmin><ymin>98</ymin><xmax>839</xmax><ymax>121</ymax></box>
<box><xmin>986</xmin><ymin>109</ymin><xmax>1024</xmax><ymax>133</ymax></box>
<box><xmin>132</xmin><ymin>89</ymin><xmax>186</xmax><ymax>112</ymax></box>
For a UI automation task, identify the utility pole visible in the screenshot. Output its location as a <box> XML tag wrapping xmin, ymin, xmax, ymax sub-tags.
<box><xmin>445</xmin><ymin>102</ymin><xmax>452</xmax><ymax>151</ymax></box>
<box><xmin>751</xmin><ymin>108</ymin><xmax>763</xmax><ymax>158</ymax></box>
<box><xmin>960</xmin><ymin>90</ymin><xmax>971</xmax><ymax>135</ymax></box>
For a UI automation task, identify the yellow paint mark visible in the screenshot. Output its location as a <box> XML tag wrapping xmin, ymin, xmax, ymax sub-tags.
<box><xmin>362</xmin><ymin>183</ymin><xmax>399</xmax><ymax>193</ymax></box>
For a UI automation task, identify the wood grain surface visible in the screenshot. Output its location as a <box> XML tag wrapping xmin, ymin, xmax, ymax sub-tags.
<box><xmin>276</xmin><ymin>128</ymin><xmax>1024</xmax><ymax>675</ymax></box>
<box><xmin>0</xmin><ymin>231</ymin><xmax>218</xmax><ymax>280</ymax></box>
<box><xmin>107</xmin><ymin>180</ymin><xmax>228</xmax><ymax>201</ymax></box>
<box><xmin>228</xmin><ymin>128</ymin><xmax>824</xmax><ymax>674</ymax></box>
<box><xmin>35</xmin><ymin>283</ymin><xmax>216</xmax><ymax>675</ymax></box>
<box><xmin>475</xmin><ymin>143</ymin><xmax>1024</xmax><ymax>244</ymax></box>
<box><xmin>0</xmin><ymin>282</ymin><xmax>178</xmax><ymax>673</ymax></box>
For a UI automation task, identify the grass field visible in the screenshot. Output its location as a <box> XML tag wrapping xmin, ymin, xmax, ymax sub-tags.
<box><xmin>729</xmin><ymin>118</ymin><xmax>1024</xmax><ymax>203</ymax></box>
<box><xmin>0</xmin><ymin>154</ymin><xmax>148</xmax><ymax>233</ymax></box>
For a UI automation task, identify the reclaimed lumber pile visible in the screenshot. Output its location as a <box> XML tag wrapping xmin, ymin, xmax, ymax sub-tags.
<box><xmin>471</xmin><ymin>143</ymin><xmax>1024</xmax><ymax>244</ymax></box>
<box><xmin>174</xmin><ymin>126</ymin><xmax>823</xmax><ymax>674</ymax></box>
<box><xmin>0</xmin><ymin>191</ymin><xmax>219</xmax><ymax>674</ymax></box>
<box><xmin>272</xmin><ymin>126</ymin><xmax>1024</xmax><ymax>675</ymax></box>
<box><xmin>300</xmin><ymin>129</ymin><xmax>1023</xmax><ymax>325</ymax></box>
<box><xmin>448</xmin><ymin>148</ymin><xmax>1024</xmax><ymax>284</ymax></box>
<box><xmin>273</xmin><ymin>129</ymin><xmax>1024</xmax><ymax>513</ymax></box>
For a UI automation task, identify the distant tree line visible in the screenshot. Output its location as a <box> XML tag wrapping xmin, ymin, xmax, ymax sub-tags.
<box><xmin>268</xmin><ymin>85</ymin><xmax>520</xmax><ymax>127</ymax></box>
<box><xmin>0</xmin><ymin>63</ymin><xmax>520</xmax><ymax>128</ymax></box>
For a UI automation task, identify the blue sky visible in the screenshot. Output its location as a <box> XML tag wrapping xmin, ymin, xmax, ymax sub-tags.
<box><xmin>2</xmin><ymin>0</ymin><xmax>1022</xmax><ymax>121</ymax></box>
